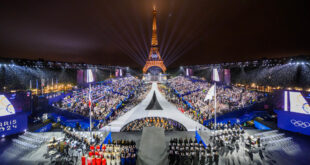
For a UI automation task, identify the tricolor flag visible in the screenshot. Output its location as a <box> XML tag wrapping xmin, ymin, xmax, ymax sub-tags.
<box><xmin>204</xmin><ymin>84</ymin><xmax>216</xmax><ymax>101</ymax></box>
<box><xmin>41</xmin><ymin>78</ymin><xmax>45</xmax><ymax>87</ymax></box>
<box><xmin>88</xmin><ymin>85</ymin><xmax>92</xmax><ymax>108</ymax></box>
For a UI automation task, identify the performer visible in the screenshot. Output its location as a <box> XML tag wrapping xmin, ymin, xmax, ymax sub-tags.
<box><xmin>200</xmin><ymin>152</ymin><xmax>205</xmax><ymax>165</ymax></box>
<box><xmin>207</xmin><ymin>153</ymin><xmax>213</xmax><ymax>165</ymax></box>
<box><xmin>81</xmin><ymin>155</ymin><xmax>86</xmax><ymax>165</ymax></box>
<box><xmin>214</xmin><ymin>152</ymin><xmax>219</xmax><ymax>165</ymax></box>
<box><xmin>87</xmin><ymin>157</ymin><xmax>92</xmax><ymax>165</ymax></box>
<box><xmin>102</xmin><ymin>158</ymin><xmax>106</xmax><ymax>165</ymax></box>
<box><xmin>96</xmin><ymin>156</ymin><xmax>102</xmax><ymax>165</ymax></box>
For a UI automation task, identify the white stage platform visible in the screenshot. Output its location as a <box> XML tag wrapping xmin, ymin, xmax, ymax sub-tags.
<box><xmin>102</xmin><ymin>82</ymin><xmax>204</xmax><ymax>132</ymax></box>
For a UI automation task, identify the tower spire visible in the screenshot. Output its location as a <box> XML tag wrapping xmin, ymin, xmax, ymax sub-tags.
<box><xmin>151</xmin><ymin>6</ymin><xmax>158</xmax><ymax>46</ymax></box>
<box><xmin>143</xmin><ymin>6</ymin><xmax>166</xmax><ymax>73</ymax></box>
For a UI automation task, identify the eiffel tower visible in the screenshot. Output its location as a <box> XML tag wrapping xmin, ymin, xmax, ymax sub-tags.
<box><xmin>143</xmin><ymin>7</ymin><xmax>166</xmax><ymax>73</ymax></box>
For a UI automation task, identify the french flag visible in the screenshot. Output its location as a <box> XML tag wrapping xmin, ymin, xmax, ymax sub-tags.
<box><xmin>89</xmin><ymin>86</ymin><xmax>92</xmax><ymax>108</ymax></box>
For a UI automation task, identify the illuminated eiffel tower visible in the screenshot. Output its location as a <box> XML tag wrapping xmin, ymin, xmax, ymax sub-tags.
<box><xmin>143</xmin><ymin>6</ymin><xmax>166</xmax><ymax>73</ymax></box>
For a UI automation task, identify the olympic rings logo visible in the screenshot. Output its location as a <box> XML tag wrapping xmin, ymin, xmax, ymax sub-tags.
<box><xmin>290</xmin><ymin>119</ymin><xmax>310</xmax><ymax>128</ymax></box>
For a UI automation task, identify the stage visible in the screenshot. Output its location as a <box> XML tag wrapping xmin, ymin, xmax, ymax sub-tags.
<box><xmin>102</xmin><ymin>82</ymin><xmax>204</xmax><ymax>132</ymax></box>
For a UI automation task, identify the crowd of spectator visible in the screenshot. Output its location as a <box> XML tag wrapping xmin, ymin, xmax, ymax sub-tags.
<box><xmin>105</xmin><ymin>83</ymin><xmax>152</xmax><ymax>124</ymax></box>
<box><xmin>121</xmin><ymin>117</ymin><xmax>187</xmax><ymax>132</ymax></box>
<box><xmin>162</xmin><ymin>76</ymin><xmax>265</xmax><ymax>124</ymax></box>
<box><xmin>54</xmin><ymin>76</ymin><xmax>141</xmax><ymax>121</ymax></box>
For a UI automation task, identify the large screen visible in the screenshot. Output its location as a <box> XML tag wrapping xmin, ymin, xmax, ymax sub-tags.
<box><xmin>115</xmin><ymin>69</ymin><xmax>124</xmax><ymax>77</ymax></box>
<box><xmin>86</xmin><ymin>69</ymin><xmax>94</xmax><ymax>83</ymax></box>
<box><xmin>212</xmin><ymin>69</ymin><xmax>220</xmax><ymax>82</ymax></box>
<box><xmin>0</xmin><ymin>94</ymin><xmax>28</xmax><ymax>136</ymax></box>
<box><xmin>0</xmin><ymin>95</ymin><xmax>16</xmax><ymax>117</ymax></box>
<box><xmin>77</xmin><ymin>70</ymin><xmax>84</xmax><ymax>85</ymax></box>
<box><xmin>0</xmin><ymin>92</ymin><xmax>31</xmax><ymax>115</ymax></box>
<box><xmin>224</xmin><ymin>69</ymin><xmax>231</xmax><ymax>85</ymax></box>
<box><xmin>275</xmin><ymin>91</ymin><xmax>310</xmax><ymax>136</ymax></box>
<box><xmin>115</xmin><ymin>69</ymin><xmax>120</xmax><ymax>77</ymax></box>
<box><xmin>186</xmin><ymin>68</ymin><xmax>193</xmax><ymax>77</ymax></box>
<box><xmin>284</xmin><ymin>91</ymin><xmax>310</xmax><ymax>114</ymax></box>
<box><xmin>120</xmin><ymin>69</ymin><xmax>123</xmax><ymax>77</ymax></box>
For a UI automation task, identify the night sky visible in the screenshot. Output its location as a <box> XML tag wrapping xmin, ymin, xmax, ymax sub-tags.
<box><xmin>1</xmin><ymin>0</ymin><xmax>310</xmax><ymax>68</ymax></box>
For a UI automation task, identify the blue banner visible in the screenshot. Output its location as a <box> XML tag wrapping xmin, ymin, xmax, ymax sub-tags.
<box><xmin>0</xmin><ymin>113</ymin><xmax>28</xmax><ymax>136</ymax></box>
<box><xmin>47</xmin><ymin>92</ymin><xmax>72</xmax><ymax>105</ymax></box>
<box><xmin>253</xmin><ymin>120</ymin><xmax>271</xmax><ymax>130</ymax></box>
<box><xmin>275</xmin><ymin>110</ymin><xmax>310</xmax><ymax>136</ymax></box>
<box><xmin>195</xmin><ymin>131</ymin><xmax>207</xmax><ymax>147</ymax></box>
<box><xmin>103</xmin><ymin>132</ymin><xmax>112</xmax><ymax>144</ymax></box>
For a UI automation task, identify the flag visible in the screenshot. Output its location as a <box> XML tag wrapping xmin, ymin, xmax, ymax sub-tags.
<box><xmin>88</xmin><ymin>85</ymin><xmax>92</xmax><ymax>108</ymax></box>
<box><xmin>204</xmin><ymin>84</ymin><xmax>215</xmax><ymax>101</ymax></box>
<box><xmin>41</xmin><ymin>78</ymin><xmax>45</xmax><ymax>87</ymax></box>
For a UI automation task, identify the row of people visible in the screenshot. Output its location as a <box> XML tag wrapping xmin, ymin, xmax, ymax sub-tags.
<box><xmin>122</xmin><ymin>117</ymin><xmax>186</xmax><ymax>132</ymax></box>
<box><xmin>82</xmin><ymin>141</ymin><xmax>137</xmax><ymax>165</ymax></box>
<box><xmin>168</xmin><ymin>138</ymin><xmax>219</xmax><ymax>165</ymax></box>
<box><xmin>51</xmin><ymin>127</ymin><xmax>137</xmax><ymax>165</ymax></box>
<box><xmin>211</xmin><ymin>122</ymin><xmax>266</xmax><ymax>163</ymax></box>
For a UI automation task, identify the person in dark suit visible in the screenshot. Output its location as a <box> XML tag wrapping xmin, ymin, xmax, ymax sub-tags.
<box><xmin>183</xmin><ymin>152</ymin><xmax>191</xmax><ymax>165</ymax></box>
<box><xmin>207</xmin><ymin>153</ymin><xmax>213</xmax><ymax>165</ymax></box>
<box><xmin>200</xmin><ymin>152</ymin><xmax>206</xmax><ymax>165</ymax></box>
<box><xmin>174</xmin><ymin>151</ymin><xmax>180</xmax><ymax>165</ymax></box>
<box><xmin>257</xmin><ymin>137</ymin><xmax>261</xmax><ymax>147</ymax></box>
<box><xmin>179</xmin><ymin>138</ymin><xmax>183</xmax><ymax>144</ymax></box>
<box><xmin>192</xmin><ymin>151</ymin><xmax>199</xmax><ymax>165</ymax></box>
<box><xmin>249</xmin><ymin>151</ymin><xmax>254</xmax><ymax>161</ymax></box>
<box><xmin>184</xmin><ymin>138</ymin><xmax>188</xmax><ymax>144</ymax></box>
<box><xmin>179</xmin><ymin>152</ymin><xmax>186</xmax><ymax>165</ymax></box>
<box><xmin>207</xmin><ymin>144</ymin><xmax>211</xmax><ymax>154</ymax></box>
<box><xmin>65</xmin><ymin>144</ymin><xmax>69</xmax><ymax>156</ymax></box>
<box><xmin>169</xmin><ymin>150</ymin><xmax>174</xmax><ymax>165</ymax></box>
<box><xmin>214</xmin><ymin>152</ymin><xmax>219</xmax><ymax>165</ymax></box>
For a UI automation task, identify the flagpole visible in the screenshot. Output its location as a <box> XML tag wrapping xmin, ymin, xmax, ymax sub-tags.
<box><xmin>89</xmin><ymin>83</ymin><xmax>92</xmax><ymax>143</ymax></box>
<box><xmin>214</xmin><ymin>82</ymin><xmax>217</xmax><ymax>130</ymax></box>
<box><xmin>36</xmin><ymin>79</ymin><xmax>38</xmax><ymax>95</ymax></box>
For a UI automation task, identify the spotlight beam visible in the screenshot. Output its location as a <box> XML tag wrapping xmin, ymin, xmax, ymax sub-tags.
<box><xmin>161</xmin><ymin>3</ymin><xmax>188</xmax><ymax>60</ymax></box>
<box><xmin>106</xmin><ymin>6</ymin><xmax>147</xmax><ymax>62</ymax></box>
